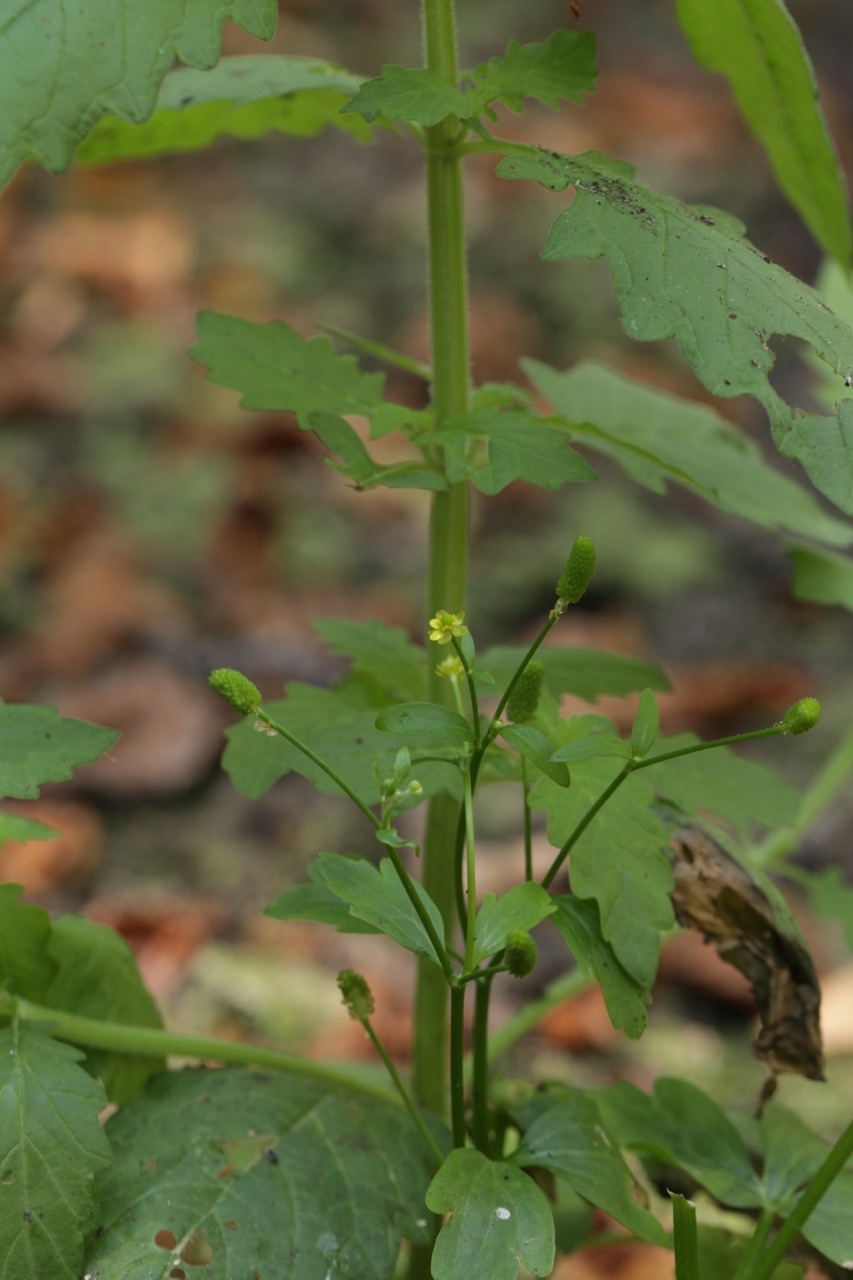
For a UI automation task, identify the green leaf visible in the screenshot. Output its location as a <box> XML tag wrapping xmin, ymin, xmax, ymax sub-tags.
<box><xmin>551</xmin><ymin>734</ymin><xmax>631</xmax><ymax>763</ymax></box>
<box><xmin>480</xmin><ymin>645</ymin><xmax>669</xmax><ymax>702</ymax></box>
<box><xmin>788</xmin><ymin>545</ymin><xmax>853</xmax><ymax>610</ymax></box>
<box><xmin>376</xmin><ymin>702</ymin><xmax>474</xmax><ymax>744</ymax></box>
<box><xmin>264</xmin><ymin>872</ymin><xmax>382</xmax><ymax>935</ymax></box>
<box><xmin>426</xmin><ymin>1148</ymin><xmax>555</xmax><ymax>1280</ymax></box>
<box><xmin>78</xmin><ymin>56</ymin><xmax>371</xmax><ymax>164</ymax></box>
<box><xmin>512</xmin><ymin>1090</ymin><xmax>667</xmax><ymax>1245</ymax></box>
<box><xmin>45</xmin><ymin>917</ymin><xmax>164</xmax><ymax>1104</ymax></box>
<box><xmin>465</xmin><ymin>30</ymin><xmax>598</xmax><ymax>114</ymax></box>
<box><xmin>312</xmin><ymin>853</ymin><xmax>446</xmax><ymax>964</ymax></box>
<box><xmin>551</xmin><ymin>896</ymin><xmax>649</xmax><ymax>1038</ymax></box>
<box><xmin>675</xmin><ymin>0</ymin><xmax>851</xmax><ymax>266</ymax></box>
<box><xmin>631</xmin><ymin>689</ymin><xmax>660</xmax><ymax>759</ymax></box>
<box><xmin>0</xmin><ymin>703</ymin><xmax>119</xmax><ymax>800</ymax></box>
<box><xmin>313</xmin><ymin>616</ymin><xmax>427</xmax><ymax>703</ymax></box>
<box><xmin>799</xmin><ymin>1168</ymin><xmax>853</xmax><ymax>1268</ymax></box>
<box><xmin>0</xmin><ymin>885</ymin><xmax>56</xmax><ymax>1004</ymax></box>
<box><xmin>433</xmin><ymin>407</ymin><xmax>596</xmax><ymax>494</ymax></box>
<box><xmin>0</xmin><ymin>1023</ymin><xmax>112</xmax><ymax>1280</ymax></box>
<box><xmin>310</xmin><ymin>412</ymin><xmax>446</xmax><ymax>492</ymax></box>
<box><xmin>642</xmin><ymin>734</ymin><xmax>801</xmax><ymax>835</ymax></box>
<box><xmin>498</xmin><ymin>723</ymin><xmax>571</xmax><ymax>785</ymax></box>
<box><xmin>759</xmin><ymin>1104</ymin><xmax>830</xmax><ymax>1210</ymax></box>
<box><xmin>594</xmin><ymin>1078</ymin><xmax>762</xmax><ymax>1208</ymax></box>
<box><xmin>0</xmin><ymin>813</ymin><xmax>56</xmax><ymax>847</ymax></box>
<box><xmin>801</xmin><ymin>866</ymin><xmax>853</xmax><ymax>951</ymax></box>
<box><xmin>523</xmin><ymin>359</ymin><xmax>853</xmax><ymax>547</ymax></box>
<box><xmin>533</xmin><ymin>762</ymin><xmax>673</xmax><ymax>988</ymax></box>
<box><xmin>85</xmin><ymin>1067</ymin><xmax>436</xmax><ymax>1279</ymax></box>
<box><xmin>0</xmin><ymin>0</ymin><xmax>277</xmax><ymax>187</ymax></box>
<box><xmin>499</xmin><ymin>149</ymin><xmax>853</xmax><ymax>514</ymax></box>
<box><xmin>472</xmin><ymin>884</ymin><xmax>554</xmax><ymax>966</ymax></box>
<box><xmin>342</xmin><ymin>65</ymin><xmax>470</xmax><ymax>125</ymax></box>
<box><xmin>222</xmin><ymin>683</ymin><xmax>459</xmax><ymax>805</ymax></box>
<box><xmin>190</xmin><ymin>313</ymin><xmax>389</xmax><ymax>427</ymax></box>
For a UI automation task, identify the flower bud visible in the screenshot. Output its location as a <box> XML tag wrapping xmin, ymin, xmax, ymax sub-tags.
<box><xmin>208</xmin><ymin>668</ymin><xmax>262</xmax><ymax>716</ymax></box>
<box><xmin>505</xmin><ymin>929</ymin><xmax>538</xmax><ymax>979</ymax></box>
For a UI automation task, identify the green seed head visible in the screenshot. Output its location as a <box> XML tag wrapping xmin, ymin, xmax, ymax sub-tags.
<box><xmin>505</xmin><ymin>929</ymin><xmax>538</xmax><ymax>979</ymax></box>
<box><xmin>208</xmin><ymin>668</ymin><xmax>262</xmax><ymax>716</ymax></box>
<box><xmin>506</xmin><ymin>660</ymin><xmax>545</xmax><ymax>724</ymax></box>
<box><xmin>337</xmin><ymin>969</ymin><xmax>375</xmax><ymax>1020</ymax></box>
<box><xmin>782</xmin><ymin>696</ymin><xmax>822</xmax><ymax>735</ymax></box>
<box><xmin>556</xmin><ymin>535</ymin><xmax>596</xmax><ymax>609</ymax></box>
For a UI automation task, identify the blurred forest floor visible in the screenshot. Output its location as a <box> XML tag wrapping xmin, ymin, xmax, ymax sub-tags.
<box><xmin>1</xmin><ymin>4</ymin><xmax>853</xmax><ymax>1271</ymax></box>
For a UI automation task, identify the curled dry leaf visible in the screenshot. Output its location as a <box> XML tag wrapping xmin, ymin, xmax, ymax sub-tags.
<box><xmin>669</xmin><ymin>827</ymin><xmax>824</xmax><ymax>1081</ymax></box>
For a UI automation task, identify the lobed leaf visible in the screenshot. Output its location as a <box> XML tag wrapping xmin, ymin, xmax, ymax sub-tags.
<box><xmin>788</xmin><ymin>544</ymin><xmax>853</xmax><ymax>611</ymax></box>
<box><xmin>0</xmin><ymin>0</ymin><xmax>277</xmax><ymax>188</ymax></box>
<box><xmin>471</xmin><ymin>883</ymin><xmax>554</xmax><ymax>967</ymax></box>
<box><xmin>522</xmin><ymin>361</ymin><xmax>852</xmax><ymax>546</ymax></box>
<box><xmin>0</xmin><ymin>703</ymin><xmax>119</xmax><ymax>801</ymax></box>
<box><xmin>433</xmin><ymin>406</ymin><xmax>596</xmax><ymax>494</ymax></box>
<box><xmin>310</xmin><ymin>412</ymin><xmax>446</xmax><ymax>492</ymax></box>
<box><xmin>512</xmin><ymin>1090</ymin><xmax>667</xmax><ymax>1244</ymax></box>
<box><xmin>85</xmin><ymin>1067</ymin><xmax>438</xmax><ymax>1280</ymax></box>
<box><xmin>342</xmin><ymin>65</ymin><xmax>469</xmax><ymax>125</ymax></box>
<box><xmin>0</xmin><ymin>886</ymin><xmax>55</xmax><ymax>1004</ymax></box>
<box><xmin>426</xmin><ymin>1148</ymin><xmax>555</xmax><ymax>1280</ymax></box>
<box><xmin>675</xmin><ymin>0</ymin><xmax>851</xmax><ymax>266</ymax></box>
<box><xmin>498</xmin><ymin>149</ymin><xmax>853</xmax><ymax>514</ymax></box>
<box><xmin>313</xmin><ymin>616</ymin><xmax>427</xmax><ymax>703</ymax></box>
<box><xmin>45</xmin><ymin>916</ymin><xmax>165</xmax><ymax>1104</ymax></box>
<box><xmin>466</xmin><ymin>30</ymin><xmax>597</xmax><ymax>114</ymax></box>
<box><xmin>78</xmin><ymin>56</ymin><xmax>371</xmax><ymax>164</ymax></box>
<box><xmin>0</xmin><ymin>1023</ymin><xmax>112</xmax><ymax>1280</ymax></box>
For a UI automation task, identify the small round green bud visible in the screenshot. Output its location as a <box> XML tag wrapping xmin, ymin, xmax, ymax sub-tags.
<box><xmin>505</xmin><ymin>929</ymin><xmax>538</xmax><ymax>979</ymax></box>
<box><xmin>782</xmin><ymin>697</ymin><xmax>822</xmax><ymax>736</ymax></box>
<box><xmin>506</xmin><ymin>660</ymin><xmax>545</xmax><ymax>724</ymax></box>
<box><xmin>208</xmin><ymin>668</ymin><xmax>262</xmax><ymax>716</ymax></box>
<box><xmin>337</xmin><ymin>969</ymin><xmax>375</xmax><ymax>1020</ymax></box>
<box><xmin>556</xmin><ymin>535</ymin><xmax>596</xmax><ymax>607</ymax></box>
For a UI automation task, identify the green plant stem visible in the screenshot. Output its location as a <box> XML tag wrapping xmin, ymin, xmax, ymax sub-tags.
<box><xmin>465</xmin><ymin>968</ymin><xmax>591</xmax><ymax>1079</ymax></box>
<box><xmin>452</xmin><ymin>633</ymin><xmax>481</xmax><ymax>746</ymax></box>
<box><xmin>385</xmin><ymin>844</ymin><xmax>458</xmax><ymax>987</ymax></box>
<box><xmin>256</xmin><ymin>709</ymin><xmax>380</xmax><ymax>830</ymax></box>
<box><xmin>462</xmin><ymin>769</ymin><xmax>478</xmax><ymax>972</ymax></box>
<box><xmin>359</xmin><ymin>1015</ymin><xmax>445</xmax><ymax>1166</ymax></box>
<box><xmin>756</xmin><ymin>718</ymin><xmax>853</xmax><ymax>868</ymax></box>
<box><xmin>542</xmin><ymin>761</ymin><xmax>633</xmax><ymax>889</ymax></box>
<box><xmin>471</xmin><ymin>973</ymin><xmax>493</xmax><ymax>1153</ymax></box>
<box><xmin>671</xmin><ymin>1193</ymin><xmax>701</xmax><ymax>1280</ymax></box>
<box><xmin>521</xmin><ymin>756</ymin><xmax>532</xmax><ymax>881</ymax></box>
<box><xmin>748</xmin><ymin>1118</ymin><xmax>853</xmax><ymax>1280</ymax></box>
<box><xmin>731</xmin><ymin>1207</ymin><xmax>775</xmax><ymax>1280</ymax></box>
<box><xmin>449</xmin><ymin>985</ymin><xmax>467</xmax><ymax>1147</ymax></box>
<box><xmin>412</xmin><ymin>0</ymin><xmax>471</xmax><ymax>1136</ymax></box>
<box><xmin>0</xmin><ymin>992</ymin><xmax>398</xmax><ymax>1106</ymax></box>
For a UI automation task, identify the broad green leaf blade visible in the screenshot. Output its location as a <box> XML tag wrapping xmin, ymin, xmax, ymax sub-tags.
<box><xmin>466</xmin><ymin>30</ymin><xmax>598</xmax><ymax>114</ymax></box>
<box><xmin>550</xmin><ymin>733</ymin><xmax>630</xmax><ymax>763</ymax></box>
<box><xmin>264</xmin><ymin>876</ymin><xmax>382</xmax><ymax>934</ymax></box>
<box><xmin>0</xmin><ymin>0</ymin><xmax>277</xmax><ymax>188</ymax></box>
<box><xmin>524</xmin><ymin>359</ymin><xmax>852</xmax><ymax>546</ymax></box>
<box><xmin>376</xmin><ymin>702</ymin><xmax>474</xmax><ymax>744</ymax></box>
<box><xmin>551</xmin><ymin>896</ymin><xmax>649</xmax><ymax>1038</ymax></box>
<box><xmin>0</xmin><ymin>885</ymin><xmax>55</xmax><ymax>1003</ymax></box>
<box><xmin>78</xmin><ymin>57</ymin><xmax>370</xmax><ymax>164</ymax></box>
<box><xmin>788</xmin><ymin>545</ymin><xmax>853</xmax><ymax>610</ymax></box>
<box><xmin>480</xmin><ymin>645</ymin><xmax>668</xmax><ymax>702</ymax></box>
<box><xmin>342</xmin><ymin>65</ymin><xmax>469</xmax><ymax>125</ymax></box>
<box><xmin>45</xmin><ymin>917</ymin><xmax>164</xmax><ymax>1104</ymax></box>
<box><xmin>0</xmin><ymin>703</ymin><xmax>119</xmax><ymax>800</ymax></box>
<box><xmin>312</xmin><ymin>617</ymin><xmax>427</xmax><ymax>703</ymax></box>
<box><xmin>676</xmin><ymin>0</ymin><xmax>851</xmax><ymax>266</ymax></box>
<box><xmin>471</xmin><ymin>884</ymin><xmax>554</xmax><ymax>967</ymax></box>
<box><xmin>512</xmin><ymin>1090</ymin><xmax>667</xmax><ymax>1245</ymax></box>
<box><xmin>222</xmin><ymin>684</ymin><xmax>459</xmax><ymax>805</ymax></box>
<box><xmin>595</xmin><ymin>1079</ymin><xmax>763</xmax><ymax>1208</ymax></box>
<box><xmin>426</xmin><ymin>1148</ymin><xmax>555</xmax><ymax>1280</ymax></box>
<box><xmin>432</xmin><ymin>408</ymin><xmax>596</xmax><ymax>494</ymax></box>
<box><xmin>312</xmin><ymin>853</ymin><xmax>446</xmax><ymax>964</ymax></box>
<box><xmin>85</xmin><ymin>1067</ymin><xmax>437</xmax><ymax>1280</ymax></box>
<box><xmin>533</xmin><ymin>762</ymin><xmax>673</xmax><ymax>988</ymax></box>
<box><xmin>631</xmin><ymin>689</ymin><xmax>660</xmax><ymax>759</ymax></box>
<box><xmin>759</xmin><ymin>1105</ymin><xmax>831</xmax><ymax>1210</ymax></box>
<box><xmin>0</xmin><ymin>1023</ymin><xmax>112</xmax><ymax>1280</ymax></box>
<box><xmin>190</xmin><ymin>313</ymin><xmax>387</xmax><ymax>427</ymax></box>
<box><xmin>498</xmin><ymin>723</ymin><xmax>571</xmax><ymax>785</ymax></box>
<box><xmin>799</xmin><ymin>1168</ymin><xmax>853</xmax><ymax>1268</ymax></box>
<box><xmin>499</xmin><ymin>149</ymin><xmax>853</xmax><ymax>514</ymax></box>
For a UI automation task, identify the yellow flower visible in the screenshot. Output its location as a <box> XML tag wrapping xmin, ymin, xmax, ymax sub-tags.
<box><xmin>428</xmin><ymin>610</ymin><xmax>468</xmax><ymax>645</ymax></box>
<box><xmin>435</xmin><ymin>654</ymin><xmax>465</xmax><ymax>680</ymax></box>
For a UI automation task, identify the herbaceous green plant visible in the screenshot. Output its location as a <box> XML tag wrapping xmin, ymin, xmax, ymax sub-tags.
<box><xmin>2</xmin><ymin>2</ymin><xmax>853</xmax><ymax>1277</ymax></box>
